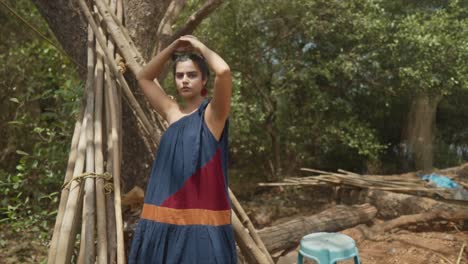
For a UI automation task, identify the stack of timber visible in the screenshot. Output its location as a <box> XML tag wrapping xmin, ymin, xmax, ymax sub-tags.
<box><xmin>258</xmin><ymin>166</ymin><xmax>468</xmax><ymax>253</ymax></box>
<box><xmin>47</xmin><ymin>0</ymin><xmax>131</xmax><ymax>262</ymax></box>
<box><xmin>260</xmin><ymin>167</ymin><xmax>468</xmax><ymax>201</ymax></box>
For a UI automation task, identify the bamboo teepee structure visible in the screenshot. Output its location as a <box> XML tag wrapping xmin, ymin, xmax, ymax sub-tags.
<box><xmin>47</xmin><ymin>1</ymin><xmax>273</xmax><ymax>264</ymax></box>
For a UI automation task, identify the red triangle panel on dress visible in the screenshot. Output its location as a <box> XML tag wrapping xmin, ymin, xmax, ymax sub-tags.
<box><xmin>161</xmin><ymin>148</ymin><xmax>230</xmax><ymax>210</ymax></box>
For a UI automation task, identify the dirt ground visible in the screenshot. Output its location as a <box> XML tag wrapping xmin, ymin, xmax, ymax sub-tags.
<box><xmin>2</xmin><ymin>226</ymin><xmax>464</xmax><ymax>264</ymax></box>
<box><xmin>0</xmin><ymin>226</ymin><xmax>48</xmax><ymax>263</ymax></box>
<box><xmin>349</xmin><ymin>230</ymin><xmax>467</xmax><ymax>264</ymax></box>
<box><xmin>1</xmin><ymin>186</ymin><xmax>467</xmax><ymax>264</ymax></box>
<box><xmin>245</xmin><ymin>186</ymin><xmax>468</xmax><ymax>264</ymax></box>
<box><xmin>276</xmin><ymin>229</ymin><xmax>467</xmax><ymax>264</ymax></box>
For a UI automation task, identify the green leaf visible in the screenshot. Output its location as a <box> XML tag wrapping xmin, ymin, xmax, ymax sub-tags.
<box><xmin>9</xmin><ymin>97</ymin><xmax>20</xmax><ymax>103</ymax></box>
<box><xmin>15</xmin><ymin>150</ymin><xmax>30</xmax><ymax>156</ymax></box>
<box><xmin>7</xmin><ymin>121</ymin><xmax>23</xmax><ymax>126</ymax></box>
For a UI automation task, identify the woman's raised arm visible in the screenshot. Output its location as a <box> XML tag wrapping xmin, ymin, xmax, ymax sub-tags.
<box><xmin>136</xmin><ymin>40</ymin><xmax>185</xmax><ymax>120</ymax></box>
<box><xmin>178</xmin><ymin>36</ymin><xmax>232</xmax><ymax>133</ymax></box>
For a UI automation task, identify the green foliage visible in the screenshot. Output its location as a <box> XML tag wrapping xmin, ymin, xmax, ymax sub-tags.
<box><xmin>198</xmin><ymin>0</ymin><xmax>386</xmax><ymax>176</ymax></box>
<box><xmin>434</xmin><ymin>88</ymin><xmax>468</xmax><ymax>167</ymax></box>
<box><xmin>0</xmin><ymin>0</ymin><xmax>50</xmax><ymax>45</ymax></box>
<box><xmin>0</xmin><ymin>0</ymin><xmax>81</xmax><ymax>238</ymax></box>
<box><xmin>196</xmin><ymin>0</ymin><xmax>468</xmax><ymax>177</ymax></box>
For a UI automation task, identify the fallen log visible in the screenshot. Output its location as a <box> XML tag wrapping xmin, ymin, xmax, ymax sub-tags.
<box><xmin>371</xmin><ymin>210</ymin><xmax>468</xmax><ymax>234</ymax></box>
<box><xmin>361</xmin><ymin>190</ymin><xmax>468</xmax><ymax>219</ymax></box>
<box><xmin>258</xmin><ymin>203</ymin><xmax>377</xmax><ymax>254</ymax></box>
<box><xmin>347</xmin><ymin>210</ymin><xmax>468</xmax><ymax>241</ymax></box>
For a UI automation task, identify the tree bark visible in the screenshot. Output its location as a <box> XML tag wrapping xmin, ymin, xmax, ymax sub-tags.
<box><xmin>153</xmin><ymin>0</ymin><xmax>187</xmax><ymax>55</ymax></box>
<box><xmin>169</xmin><ymin>0</ymin><xmax>224</xmax><ymax>43</ymax></box>
<box><xmin>361</xmin><ymin>189</ymin><xmax>468</xmax><ymax>219</ymax></box>
<box><xmin>31</xmin><ymin>0</ymin><xmax>88</xmax><ymax>76</ymax></box>
<box><xmin>124</xmin><ymin>0</ymin><xmax>172</xmax><ymax>60</ymax></box>
<box><xmin>258</xmin><ymin>204</ymin><xmax>377</xmax><ymax>254</ymax></box>
<box><xmin>369</xmin><ymin>210</ymin><xmax>468</xmax><ymax>235</ymax></box>
<box><xmin>401</xmin><ymin>93</ymin><xmax>442</xmax><ymax>171</ymax></box>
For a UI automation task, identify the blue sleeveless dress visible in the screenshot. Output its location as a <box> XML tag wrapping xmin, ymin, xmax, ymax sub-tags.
<box><xmin>129</xmin><ymin>99</ymin><xmax>237</xmax><ymax>264</ymax></box>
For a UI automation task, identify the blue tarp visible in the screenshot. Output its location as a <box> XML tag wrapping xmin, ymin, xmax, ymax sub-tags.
<box><xmin>420</xmin><ymin>173</ymin><xmax>460</xmax><ymax>189</ymax></box>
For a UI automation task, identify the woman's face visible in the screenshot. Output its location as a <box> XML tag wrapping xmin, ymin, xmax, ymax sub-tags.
<box><xmin>174</xmin><ymin>60</ymin><xmax>206</xmax><ymax>99</ymax></box>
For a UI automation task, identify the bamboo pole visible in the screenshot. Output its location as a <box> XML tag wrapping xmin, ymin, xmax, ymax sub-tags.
<box><xmin>232</xmin><ymin>212</ymin><xmax>271</xmax><ymax>264</ymax></box>
<box><xmin>105</xmin><ymin>64</ymin><xmax>126</xmax><ymax>264</ymax></box>
<box><xmin>106</xmin><ymin>150</ymin><xmax>118</xmax><ymax>264</ymax></box>
<box><xmin>95</xmin><ymin>0</ymin><xmax>166</xmax><ymax>149</ymax></box>
<box><xmin>54</xmin><ymin>25</ymin><xmax>95</xmax><ymax>264</ymax></box>
<box><xmin>79</xmin><ymin>34</ymin><xmax>97</xmax><ymax>263</ymax></box>
<box><xmin>456</xmin><ymin>243</ymin><xmax>465</xmax><ymax>264</ymax></box>
<box><xmin>111</xmin><ymin>0</ymin><xmax>125</xmax><ymax>180</ymax></box>
<box><xmin>337</xmin><ymin>169</ymin><xmax>360</xmax><ymax>176</ymax></box>
<box><xmin>94</xmin><ymin>23</ymin><xmax>108</xmax><ymax>264</ymax></box>
<box><xmin>261</xmin><ymin>169</ymin><xmax>452</xmax><ymax>199</ymax></box>
<box><xmin>108</xmin><ymin>1</ymin><xmax>124</xmax><ymax>259</ymax></box>
<box><xmin>77</xmin><ymin>197</ymin><xmax>89</xmax><ymax>264</ymax></box>
<box><xmin>94</xmin><ymin>0</ymin><xmax>144</xmax><ymax>74</ymax></box>
<box><xmin>107</xmin><ymin>2</ymin><xmax>119</xmax><ymax>261</ymax></box>
<box><xmin>116</xmin><ymin>0</ymin><xmax>123</xmax><ymax>21</ymax></box>
<box><xmin>77</xmin><ymin>0</ymin><xmax>159</xmax><ymax>146</ymax></box>
<box><xmin>104</xmin><ymin>74</ymin><xmax>117</xmax><ymax>263</ymax></box>
<box><xmin>47</xmin><ymin>111</ymin><xmax>83</xmax><ymax>264</ymax></box>
<box><xmin>229</xmin><ymin>189</ymin><xmax>274</xmax><ymax>264</ymax></box>
<box><xmin>300</xmin><ymin>168</ymin><xmax>333</xmax><ymax>175</ymax></box>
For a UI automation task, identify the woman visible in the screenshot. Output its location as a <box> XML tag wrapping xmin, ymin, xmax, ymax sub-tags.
<box><xmin>128</xmin><ymin>35</ymin><xmax>237</xmax><ymax>264</ymax></box>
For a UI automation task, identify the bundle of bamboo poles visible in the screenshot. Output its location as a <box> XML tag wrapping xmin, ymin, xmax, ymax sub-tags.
<box><xmin>259</xmin><ymin>167</ymin><xmax>453</xmax><ymax>199</ymax></box>
<box><xmin>47</xmin><ymin>1</ymin><xmax>275</xmax><ymax>263</ymax></box>
<box><xmin>47</xmin><ymin>1</ymin><xmax>128</xmax><ymax>263</ymax></box>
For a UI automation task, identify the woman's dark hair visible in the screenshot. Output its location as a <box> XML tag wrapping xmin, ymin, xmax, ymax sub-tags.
<box><xmin>172</xmin><ymin>53</ymin><xmax>210</xmax><ymax>84</ymax></box>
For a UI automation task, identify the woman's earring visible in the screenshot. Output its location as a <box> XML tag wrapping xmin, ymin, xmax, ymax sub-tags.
<box><xmin>201</xmin><ymin>88</ymin><xmax>207</xmax><ymax>97</ymax></box>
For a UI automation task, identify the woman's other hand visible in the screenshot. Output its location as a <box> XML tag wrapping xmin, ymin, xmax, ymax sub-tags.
<box><xmin>173</xmin><ymin>38</ymin><xmax>193</xmax><ymax>53</ymax></box>
<box><xmin>178</xmin><ymin>35</ymin><xmax>206</xmax><ymax>54</ymax></box>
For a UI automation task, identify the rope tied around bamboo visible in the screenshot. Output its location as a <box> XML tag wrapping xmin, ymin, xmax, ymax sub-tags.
<box><xmin>117</xmin><ymin>57</ymin><xmax>126</xmax><ymax>74</ymax></box>
<box><xmin>62</xmin><ymin>172</ymin><xmax>114</xmax><ymax>193</ymax></box>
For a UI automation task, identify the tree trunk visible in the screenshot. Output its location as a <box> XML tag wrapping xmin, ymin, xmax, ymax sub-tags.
<box><xmin>258</xmin><ymin>204</ymin><xmax>377</xmax><ymax>254</ymax></box>
<box><xmin>401</xmin><ymin>93</ymin><xmax>442</xmax><ymax>171</ymax></box>
<box><xmin>368</xmin><ymin>210</ymin><xmax>468</xmax><ymax>235</ymax></box>
<box><xmin>31</xmin><ymin>0</ymin><xmax>88</xmax><ymax>76</ymax></box>
<box><xmin>361</xmin><ymin>189</ymin><xmax>468</xmax><ymax>219</ymax></box>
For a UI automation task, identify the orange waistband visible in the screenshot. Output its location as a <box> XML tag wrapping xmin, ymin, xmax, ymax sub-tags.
<box><xmin>141</xmin><ymin>204</ymin><xmax>232</xmax><ymax>226</ymax></box>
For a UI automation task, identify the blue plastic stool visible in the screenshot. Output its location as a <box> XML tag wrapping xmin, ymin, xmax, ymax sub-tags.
<box><xmin>297</xmin><ymin>232</ymin><xmax>361</xmax><ymax>264</ymax></box>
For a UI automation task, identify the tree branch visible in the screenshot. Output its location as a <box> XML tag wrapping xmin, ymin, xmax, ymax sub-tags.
<box><xmin>171</xmin><ymin>0</ymin><xmax>223</xmax><ymax>40</ymax></box>
<box><xmin>152</xmin><ymin>0</ymin><xmax>187</xmax><ymax>56</ymax></box>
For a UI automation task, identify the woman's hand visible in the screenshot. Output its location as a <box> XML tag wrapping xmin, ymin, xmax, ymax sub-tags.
<box><xmin>173</xmin><ymin>38</ymin><xmax>193</xmax><ymax>53</ymax></box>
<box><xmin>178</xmin><ymin>35</ymin><xmax>206</xmax><ymax>54</ymax></box>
